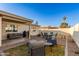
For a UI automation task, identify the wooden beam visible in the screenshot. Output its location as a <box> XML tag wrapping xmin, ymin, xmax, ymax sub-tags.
<box><xmin>0</xmin><ymin>16</ymin><xmax>2</xmax><ymax>46</ymax></box>
<box><xmin>29</xmin><ymin>25</ymin><xmax>31</xmax><ymax>39</ymax></box>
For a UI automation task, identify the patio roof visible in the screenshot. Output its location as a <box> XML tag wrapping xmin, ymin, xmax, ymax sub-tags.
<box><xmin>0</xmin><ymin>10</ymin><xmax>33</xmax><ymax>22</ymax></box>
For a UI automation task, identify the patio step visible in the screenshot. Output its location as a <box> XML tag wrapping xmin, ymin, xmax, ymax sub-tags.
<box><xmin>1</xmin><ymin>38</ymin><xmax>28</xmax><ymax>51</ymax></box>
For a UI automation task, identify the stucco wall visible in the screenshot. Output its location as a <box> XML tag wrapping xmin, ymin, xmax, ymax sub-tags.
<box><xmin>69</xmin><ymin>24</ymin><xmax>79</xmax><ymax>47</ymax></box>
<box><xmin>40</xmin><ymin>28</ymin><xmax>70</xmax><ymax>34</ymax></box>
<box><xmin>2</xmin><ymin>20</ymin><xmax>29</xmax><ymax>40</ymax></box>
<box><xmin>59</xmin><ymin>28</ymin><xmax>70</xmax><ymax>34</ymax></box>
<box><xmin>31</xmin><ymin>25</ymin><xmax>40</xmax><ymax>36</ymax></box>
<box><xmin>72</xmin><ymin>31</ymin><xmax>79</xmax><ymax>47</ymax></box>
<box><xmin>30</xmin><ymin>29</ymin><xmax>40</xmax><ymax>36</ymax></box>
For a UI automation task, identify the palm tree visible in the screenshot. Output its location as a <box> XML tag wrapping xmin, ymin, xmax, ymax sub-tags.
<box><xmin>60</xmin><ymin>16</ymin><xmax>69</xmax><ymax>28</ymax></box>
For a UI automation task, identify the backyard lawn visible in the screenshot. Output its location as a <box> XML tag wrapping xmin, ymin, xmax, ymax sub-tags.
<box><xmin>45</xmin><ymin>45</ymin><xmax>64</xmax><ymax>56</ymax></box>
<box><xmin>4</xmin><ymin>44</ymin><xmax>64</xmax><ymax>56</ymax></box>
<box><xmin>4</xmin><ymin>45</ymin><xmax>29</xmax><ymax>56</ymax></box>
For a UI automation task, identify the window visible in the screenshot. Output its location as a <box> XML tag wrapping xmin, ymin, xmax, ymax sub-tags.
<box><xmin>33</xmin><ymin>30</ymin><xmax>36</xmax><ymax>32</ymax></box>
<box><xmin>5</xmin><ymin>24</ymin><xmax>18</xmax><ymax>32</ymax></box>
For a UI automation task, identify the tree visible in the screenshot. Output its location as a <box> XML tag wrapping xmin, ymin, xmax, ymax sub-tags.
<box><xmin>60</xmin><ymin>16</ymin><xmax>69</xmax><ymax>28</ymax></box>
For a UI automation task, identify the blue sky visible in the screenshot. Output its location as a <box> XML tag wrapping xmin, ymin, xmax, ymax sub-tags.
<box><xmin>0</xmin><ymin>3</ymin><xmax>79</xmax><ymax>26</ymax></box>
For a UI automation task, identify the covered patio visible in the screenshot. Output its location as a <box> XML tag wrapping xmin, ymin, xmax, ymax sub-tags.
<box><xmin>0</xmin><ymin>10</ymin><xmax>33</xmax><ymax>47</ymax></box>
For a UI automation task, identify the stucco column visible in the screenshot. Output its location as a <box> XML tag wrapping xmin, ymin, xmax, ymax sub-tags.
<box><xmin>0</xmin><ymin>16</ymin><xmax>2</xmax><ymax>47</ymax></box>
<box><xmin>29</xmin><ymin>24</ymin><xmax>31</xmax><ymax>39</ymax></box>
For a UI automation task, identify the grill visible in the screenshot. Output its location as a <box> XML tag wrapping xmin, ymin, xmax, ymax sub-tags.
<box><xmin>27</xmin><ymin>40</ymin><xmax>45</xmax><ymax>56</ymax></box>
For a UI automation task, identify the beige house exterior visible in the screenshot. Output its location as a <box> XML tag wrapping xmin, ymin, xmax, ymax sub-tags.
<box><xmin>31</xmin><ymin>24</ymin><xmax>40</xmax><ymax>36</ymax></box>
<box><xmin>0</xmin><ymin>10</ymin><xmax>33</xmax><ymax>46</ymax></box>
